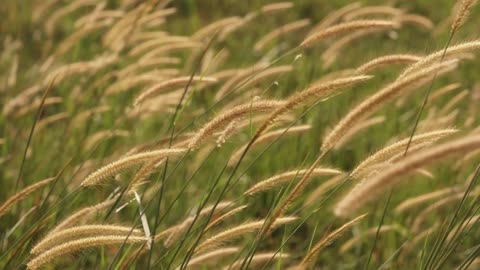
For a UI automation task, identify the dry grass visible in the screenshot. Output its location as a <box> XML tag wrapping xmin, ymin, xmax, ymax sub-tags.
<box><xmin>1</xmin><ymin>1</ymin><xmax>479</xmax><ymax>269</ymax></box>
<box><xmin>335</xmin><ymin>135</ymin><xmax>480</xmax><ymax>217</ymax></box>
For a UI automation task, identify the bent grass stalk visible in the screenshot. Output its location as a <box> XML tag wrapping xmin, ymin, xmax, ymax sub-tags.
<box><xmin>252</xmin><ymin>75</ymin><xmax>372</xmax><ymax>146</ymax></box>
<box><xmin>430</xmin><ymin>83</ymin><xmax>462</xmax><ymax>101</ymax></box>
<box><xmin>333</xmin><ymin>115</ymin><xmax>385</xmax><ymax>149</ymax></box>
<box><xmin>355</xmin><ymin>54</ymin><xmax>422</xmax><ymax>74</ymax></box>
<box><xmin>343</xmin><ymin>6</ymin><xmax>402</xmax><ymax>21</ymax></box>
<box><xmin>224</xmin><ymin>252</ymin><xmax>289</xmax><ymax>270</ymax></box>
<box><xmin>162</xmin><ymin>200</ymin><xmax>234</xmax><ymax>247</ymax></box>
<box><xmin>399</xmin><ymin>14</ymin><xmax>434</xmax><ymax>29</ymax></box>
<box><xmin>451</xmin><ymin>0</ymin><xmax>478</xmax><ymax>35</ymax></box>
<box><xmin>194</xmin><ymin>217</ymin><xmax>296</xmax><ymax>254</ymax></box>
<box><xmin>350</xmin><ymin>128</ymin><xmax>458</xmax><ymax>178</ymax></box>
<box><xmin>244</xmin><ymin>167</ymin><xmax>342</xmax><ymax>196</ymax></box>
<box><xmin>49</xmin><ymin>198</ymin><xmax>117</xmax><ymax>234</ymax></box>
<box><xmin>335</xmin><ymin>135</ymin><xmax>480</xmax><ymax>217</ymax></box>
<box><xmin>339</xmin><ymin>224</ymin><xmax>406</xmax><ymax>254</ymax></box>
<box><xmin>27</xmin><ymin>235</ymin><xmax>147</xmax><ymax>270</ymax></box>
<box><xmin>81</xmin><ymin>148</ymin><xmax>186</xmax><ymax>186</ymax></box>
<box><xmin>308</xmin><ymin>2</ymin><xmax>362</xmax><ymax>35</ymax></box>
<box><xmin>400</xmin><ymin>40</ymin><xmax>480</xmax><ymax>78</ymax></box>
<box><xmin>179</xmin><ymin>247</ymin><xmax>239</xmax><ymax>270</ymax></box>
<box><xmin>187</xmin><ymin>100</ymin><xmax>285</xmax><ymax>149</ymax></box>
<box><xmin>322</xmin><ymin>60</ymin><xmax>458</xmax><ymax>152</ymax></box>
<box><xmin>254</xmin><ymin>19</ymin><xmax>311</xmax><ymax>51</ymax></box>
<box><xmin>0</xmin><ymin>177</ymin><xmax>54</xmax><ymax>218</ymax></box>
<box><xmin>301</xmin><ymin>20</ymin><xmax>398</xmax><ymax>48</ymax></box>
<box><xmin>261</xmin><ymin>2</ymin><xmax>294</xmax><ymax>14</ymax></box>
<box><xmin>134</xmin><ymin>76</ymin><xmax>218</xmax><ymax>106</ymax></box>
<box><xmin>412</xmin><ymin>187</ymin><xmax>480</xmax><ymax>232</ymax></box>
<box><xmin>31</xmin><ymin>224</ymin><xmax>143</xmax><ymax>255</ymax></box>
<box><xmin>295</xmin><ymin>213</ymin><xmax>367</xmax><ymax>269</ymax></box>
<box><xmin>205</xmin><ymin>205</ymin><xmax>248</xmax><ymax>232</ymax></box>
<box><xmin>228</xmin><ymin>124</ymin><xmax>312</xmax><ymax>166</ymax></box>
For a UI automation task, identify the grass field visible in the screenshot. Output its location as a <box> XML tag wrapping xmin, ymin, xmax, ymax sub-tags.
<box><xmin>1</xmin><ymin>0</ymin><xmax>480</xmax><ymax>269</ymax></box>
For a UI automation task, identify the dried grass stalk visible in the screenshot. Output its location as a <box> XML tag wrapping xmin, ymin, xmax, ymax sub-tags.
<box><xmin>194</xmin><ymin>217</ymin><xmax>296</xmax><ymax>254</ymax></box>
<box><xmin>308</xmin><ymin>2</ymin><xmax>362</xmax><ymax>35</ymax></box>
<box><xmin>137</xmin><ymin>8</ymin><xmax>177</xmax><ymax>28</ymax></box>
<box><xmin>180</xmin><ymin>247</ymin><xmax>239</xmax><ymax>270</ymax></box>
<box><xmin>394</xmin><ymin>185</ymin><xmax>463</xmax><ymax>214</ymax></box>
<box><xmin>162</xmin><ymin>201</ymin><xmax>234</xmax><ymax>247</ymax></box>
<box><xmin>253</xmin><ymin>75</ymin><xmax>372</xmax><ymax>144</ymax></box>
<box><xmin>355</xmin><ymin>54</ymin><xmax>422</xmax><ymax>74</ymax></box>
<box><xmin>217</xmin><ymin>15</ymin><xmax>256</xmax><ymax>41</ymax></box>
<box><xmin>261</xmin><ymin>2</ymin><xmax>294</xmax><ymax>14</ymax></box>
<box><xmin>50</xmin><ymin>199</ymin><xmax>117</xmax><ymax>234</ymax></box>
<box><xmin>74</xmin><ymin>10</ymin><xmax>124</xmax><ymax>28</ymax></box>
<box><xmin>3</xmin><ymin>85</ymin><xmax>41</xmax><ymax>116</ymax></box>
<box><xmin>31</xmin><ymin>224</ymin><xmax>142</xmax><ymax>255</ymax></box>
<box><xmin>139</xmin><ymin>41</ymin><xmax>203</xmax><ymax>61</ymax></box>
<box><xmin>225</xmin><ymin>252</ymin><xmax>290</xmax><ymax>270</ymax></box>
<box><xmin>400</xmin><ymin>40</ymin><xmax>480</xmax><ymax>77</ymax></box>
<box><xmin>333</xmin><ymin>116</ymin><xmax>386</xmax><ymax>149</ymax></box>
<box><xmin>192</xmin><ymin>17</ymin><xmax>242</xmax><ymax>40</ymax></box>
<box><xmin>447</xmin><ymin>214</ymin><xmax>480</xmax><ymax>240</ymax></box>
<box><xmin>187</xmin><ymin>100</ymin><xmax>285</xmax><ymax>149</ymax></box>
<box><xmin>350</xmin><ymin>129</ymin><xmax>458</xmax><ymax>178</ymax></box>
<box><xmin>321</xmin><ymin>29</ymin><xmax>389</xmax><ymax>68</ymax></box>
<box><xmin>304</xmin><ymin>175</ymin><xmax>346</xmax><ymax>206</ymax></box>
<box><xmin>45</xmin><ymin>0</ymin><xmax>97</xmax><ymax>34</ymax></box>
<box><xmin>344</xmin><ymin>6</ymin><xmax>402</xmax><ymax>21</ymax></box>
<box><xmin>81</xmin><ymin>148</ymin><xmax>186</xmax><ymax>186</ymax></box>
<box><xmin>14</xmin><ymin>97</ymin><xmax>62</xmax><ymax>118</ymax></box>
<box><xmin>301</xmin><ymin>20</ymin><xmax>398</xmax><ymax>48</ymax></box>
<box><xmin>56</xmin><ymin>21</ymin><xmax>113</xmax><ymax>56</ymax></box>
<box><xmin>216</xmin><ymin>119</ymin><xmax>240</xmax><ymax>147</ymax></box>
<box><xmin>244</xmin><ymin>167</ymin><xmax>342</xmax><ymax>196</ymax></box>
<box><xmin>0</xmin><ymin>178</ymin><xmax>54</xmax><ymax>218</ymax></box>
<box><xmin>335</xmin><ymin>135</ymin><xmax>480</xmax><ymax>217</ymax></box>
<box><xmin>210</xmin><ymin>68</ymin><xmax>242</xmax><ymax>81</ymax></box>
<box><xmin>118</xmin><ymin>57</ymin><xmax>180</xmax><ymax>77</ymax></box>
<box><xmin>451</xmin><ymin>0</ymin><xmax>478</xmax><ymax>35</ymax></box>
<box><xmin>259</xmin><ymin>153</ymin><xmax>331</xmax><ymax>236</ymax></box>
<box><xmin>27</xmin><ymin>235</ymin><xmax>147</xmax><ymax>270</ymax></box>
<box><xmin>134</xmin><ymin>76</ymin><xmax>218</xmax><ymax>106</ymax></box>
<box><xmin>399</xmin><ymin>14</ymin><xmax>434</xmax><ymax>29</ymax></box>
<box><xmin>205</xmin><ymin>205</ymin><xmax>248</xmax><ymax>232</ymax></box>
<box><xmin>214</xmin><ymin>63</ymin><xmax>269</xmax><ymax>101</ymax></box>
<box><xmin>236</xmin><ymin>65</ymin><xmax>293</xmax><ymax>90</ymax></box>
<box><xmin>254</xmin><ymin>19</ymin><xmax>311</xmax><ymax>51</ymax></box>
<box><xmin>229</xmin><ymin>124</ymin><xmax>312</xmax><ymax>166</ymax></box>
<box><xmin>34</xmin><ymin>112</ymin><xmax>69</xmax><ymax>135</ymax></box>
<box><xmin>322</xmin><ymin>60</ymin><xmax>458</xmax><ymax>152</ymax></box>
<box><xmin>128</xmin><ymin>36</ymin><xmax>190</xmax><ymax>57</ymax></box>
<box><xmin>439</xmin><ymin>89</ymin><xmax>468</xmax><ymax>115</ymax></box>
<box><xmin>412</xmin><ymin>188</ymin><xmax>480</xmax><ymax>231</ymax></box>
<box><xmin>339</xmin><ymin>224</ymin><xmax>406</xmax><ymax>253</ymax></box>
<box><xmin>84</xmin><ymin>130</ymin><xmax>129</xmax><ymax>151</ymax></box>
<box><xmin>71</xmin><ymin>106</ymin><xmax>111</xmax><ymax>129</ymax></box>
<box><xmin>295</xmin><ymin>214</ymin><xmax>367</xmax><ymax>270</ymax></box>
<box><xmin>430</xmin><ymin>83</ymin><xmax>462</xmax><ymax>101</ymax></box>
<box><xmin>45</xmin><ymin>55</ymin><xmax>117</xmax><ymax>86</ymax></box>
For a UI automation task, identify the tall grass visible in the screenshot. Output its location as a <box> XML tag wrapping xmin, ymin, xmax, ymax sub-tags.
<box><xmin>0</xmin><ymin>0</ymin><xmax>479</xmax><ymax>269</ymax></box>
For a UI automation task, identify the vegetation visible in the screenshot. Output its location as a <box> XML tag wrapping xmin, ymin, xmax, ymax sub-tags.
<box><xmin>1</xmin><ymin>0</ymin><xmax>479</xmax><ymax>269</ymax></box>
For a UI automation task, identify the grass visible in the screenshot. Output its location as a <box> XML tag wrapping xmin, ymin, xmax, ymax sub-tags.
<box><xmin>1</xmin><ymin>0</ymin><xmax>480</xmax><ymax>269</ymax></box>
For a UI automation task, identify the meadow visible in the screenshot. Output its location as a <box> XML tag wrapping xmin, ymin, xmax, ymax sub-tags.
<box><xmin>1</xmin><ymin>0</ymin><xmax>480</xmax><ymax>269</ymax></box>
